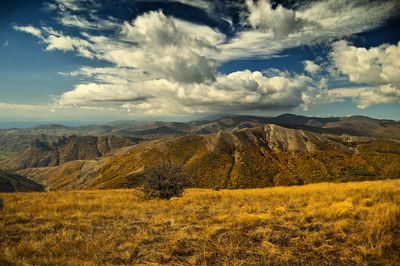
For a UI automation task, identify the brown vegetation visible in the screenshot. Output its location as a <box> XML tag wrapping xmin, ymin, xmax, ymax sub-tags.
<box><xmin>18</xmin><ymin>125</ymin><xmax>400</xmax><ymax>191</ymax></box>
<box><xmin>1</xmin><ymin>179</ymin><xmax>399</xmax><ymax>265</ymax></box>
<box><xmin>140</xmin><ymin>160</ymin><xmax>189</xmax><ymax>199</ymax></box>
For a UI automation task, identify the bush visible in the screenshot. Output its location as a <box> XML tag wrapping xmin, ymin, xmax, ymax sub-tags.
<box><xmin>0</xmin><ymin>197</ymin><xmax>3</xmax><ymax>210</ymax></box>
<box><xmin>212</xmin><ymin>185</ymin><xmax>221</xmax><ymax>191</ymax></box>
<box><xmin>140</xmin><ymin>160</ymin><xmax>189</xmax><ymax>200</ymax></box>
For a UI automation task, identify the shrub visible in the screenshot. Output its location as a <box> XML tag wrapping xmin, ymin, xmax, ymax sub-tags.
<box><xmin>212</xmin><ymin>185</ymin><xmax>221</xmax><ymax>191</ymax></box>
<box><xmin>140</xmin><ymin>160</ymin><xmax>189</xmax><ymax>200</ymax></box>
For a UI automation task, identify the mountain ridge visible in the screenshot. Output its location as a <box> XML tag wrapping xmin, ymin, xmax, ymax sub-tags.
<box><xmin>18</xmin><ymin>123</ymin><xmax>400</xmax><ymax>191</ymax></box>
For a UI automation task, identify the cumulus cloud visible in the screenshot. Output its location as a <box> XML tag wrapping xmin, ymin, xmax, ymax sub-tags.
<box><xmin>303</xmin><ymin>60</ymin><xmax>321</xmax><ymax>75</ymax></box>
<box><xmin>245</xmin><ymin>0</ymin><xmax>306</xmax><ymax>38</ymax></box>
<box><xmin>60</xmin><ymin>69</ymin><xmax>328</xmax><ymax>114</ymax></box>
<box><xmin>14</xmin><ymin>0</ymin><xmax>400</xmax><ymax>116</ymax></box>
<box><xmin>331</xmin><ymin>40</ymin><xmax>400</xmax><ymax>85</ymax></box>
<box><xmin>111</xmin><ymin>11</ymin><xmax>220</xmax><ymax>83</ymax></box>
<box><xmin>331</xmin><ymin>40</ymin><xmax>400</xmax><ymax>107</ymax></box>
<box><xmin>355</xmin><ymin>85</ymin><xmax>400</xmax><ymax>108</ymax></box>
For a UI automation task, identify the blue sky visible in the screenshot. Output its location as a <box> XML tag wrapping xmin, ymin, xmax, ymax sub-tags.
<box><xmin>0</xmin><ymin>0</ymin><xmax>399</xmax><ymax>126</ymax></box>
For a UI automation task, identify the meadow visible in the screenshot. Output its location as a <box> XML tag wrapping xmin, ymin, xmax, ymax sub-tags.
<box><xmin>1</xmin><ymin>180</ymin><xmax>399</xmax><ymax>265</ymax></box>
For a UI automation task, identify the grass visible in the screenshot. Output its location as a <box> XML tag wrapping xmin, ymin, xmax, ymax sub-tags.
<box><xmin>1</xmin><ymin>180</ymin><xmax>400</xmax><ymax>265</ymax></box>
<box><xmin>0</xmin><ymin>151</ymin><xmax>13</xmax><ymax>161</ymax></box>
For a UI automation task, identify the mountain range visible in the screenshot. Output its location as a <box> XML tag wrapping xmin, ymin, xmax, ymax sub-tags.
<box><xmin>0</xmin><ymin>114</ymin><xmax>399</xmax><ymax>192</ymax></box>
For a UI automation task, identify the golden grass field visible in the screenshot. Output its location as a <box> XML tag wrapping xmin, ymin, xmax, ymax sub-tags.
<box><xmin>1</xmin><ymin>180</ymin><xmax>400</xmax><ymax>265</ymax></box>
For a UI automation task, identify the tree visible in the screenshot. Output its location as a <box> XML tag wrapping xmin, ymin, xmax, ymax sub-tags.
<box><xmin>140</xmin><ymin>160</ymin><xmax>189</xmax><ymax>200</ymax></box>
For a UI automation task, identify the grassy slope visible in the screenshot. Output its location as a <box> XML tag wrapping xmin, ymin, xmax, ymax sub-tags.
<box><xmin>18</xmin><ymin>134</ymin><xmax>400</xmax><ymax>191</ymax></box>
<box><xmin>1</xmin><ymin>180</ymin><xmax>400</xmax><ymax>265</ymax></box>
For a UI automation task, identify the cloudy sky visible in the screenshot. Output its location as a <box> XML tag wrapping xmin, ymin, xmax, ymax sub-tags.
<box><xmin>0</xmin><ymin>0</ymin><xmax>399</xmax><ymax>125</ymax></box>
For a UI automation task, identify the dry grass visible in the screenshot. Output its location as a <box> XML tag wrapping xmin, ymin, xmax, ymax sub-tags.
<box><xmin>1</xmin><ymin>180</ymin><xmax>400</xmax><ymax>265</ymax></box>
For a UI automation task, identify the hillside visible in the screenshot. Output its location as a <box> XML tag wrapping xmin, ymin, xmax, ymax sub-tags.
<box><xmin>19</xmin><ymin>124</ymin><xmax>400</xmax><ymax>191</ymax></box>
<box><xmin>1</xmin><ymin>114</ymin><xmax>399</xmax><ymax>141</ymax></box>
<box><xmin>1</xmin><ymin>180</ymin><xmax>399</xmax><ymax>265</ymax></box>
<box><xmin>0</xmin><ymin>170</ymin><xmax>44</xmax><ymax>192</ymax></box>
<box><xmin>0</xmin><ymin>135</ymin><xmax>140</xmax><ymax>170</ymax></box>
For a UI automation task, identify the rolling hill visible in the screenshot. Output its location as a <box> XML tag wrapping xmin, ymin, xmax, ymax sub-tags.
<box><xmin>0</xmin><ymin>170</ymin><xmax>44</xmax><ymax>192</ymax></box>
<box><xmin>18</xmin><ymin>124</ymin><xmax>400</xmax><ymax>191</ymax></box>
<box><xmin>1</xmin><ymin>114</ymin><xmax>399</xmax><ymax>141</ymax></box>
<box><xmin>0</xmin><ymin>135</ymin><xmax>140</xmax><ymax>170</ymax></box>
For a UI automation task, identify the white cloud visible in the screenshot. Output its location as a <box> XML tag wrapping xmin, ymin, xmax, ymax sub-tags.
<box><xmin>330</xmin><ymin>41</ymin><xmax>400</xmax><ymax>108</ymax></box>
<box><xmin>112</xmin><ymin>11</ymin><xmax>219</xmax><ymax>83</ymax></box>
<box><xmin>58</xmin><ymin>83</ymin><xmax>152</xmax><ymax>105</ymax></box>
<box><xmin>45</xmin><ymin>35</ymin><xmax>90</xmax><ymax>52</ymax></box>
<box><xmin>13</xmin><ymin>25</ymin><xmax>43</xmax><ymax>38</ymax></box>
<box><xmin>13</xmin><ymin>1</ymin><xmax>400</xmax><ymax>116</ymax></box>
<box><xmin>331</xmin><ymin>40</ymin><xmax>400</xmax><ymax>85</ymax></box>
<box><xmin>330</xmin><ymin>85</ymin><xmax>400</xmax><ymax>109</ymax></box>
<box><xmin>245</xmin><ymin>0</ymin><xmax>305</xmax><ymax>38</ymax></box>
<box><xmin>303</xmin><ymin>60</ymin><xmax>321</xmax><ymax>75</ymax></box>
<box><xmin>219</xmin><ymin>0</ymin><xmax>399</xmax><ymax>61</ymax></box>
<box><xmin>59</xmin><ymin>69</ymin><xmax>328</xmax><ymax>114</ymax></box>
<box><xmin>58</xmin><ymin>14</ymin><xmax>119</xmax><ymax>30</ymax></box>
<box><xmin>171</xmin><ymin>0</ymin><xmax>215</xmax><ymax>13</ymax></box>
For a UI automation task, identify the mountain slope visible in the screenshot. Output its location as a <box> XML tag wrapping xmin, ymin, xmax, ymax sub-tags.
<box><xmin>2</xmin><ymin>114</ymin><xmax>399</xmax><ymax>143</ymax></box>
<box><xmin>0</xmin><ymin>170</ymin><xmax>44</xmax><ymax>192</ymax></box>
<box><xmin>19</xmin><ymin>124</ymin><xmax>400</xmax><ymax>191</ymax></box>
<box><xmin>0</xmin><ymin>135</ymin><xmax>140</xmax><ymax>170</ymax></box>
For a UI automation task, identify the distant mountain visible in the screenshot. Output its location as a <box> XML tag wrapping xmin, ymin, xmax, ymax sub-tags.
<box><xmin>1</xmin><ymin>114</ymin><xmax>399</xmax><ymax>142</ymax></box>
<box><xmin>19</xmin><ymin>124</ymin><xmax>400</xmax><ymax>191</ymax></box>
<box><xmin>0</xmin><ymin>135</ymin><xmax>140</xmax><ymax>170</ymax></box>
<box><xmin>0</xmin><ymin>170</ymin><xmax>44</xmax><ymax>192</ymax></box>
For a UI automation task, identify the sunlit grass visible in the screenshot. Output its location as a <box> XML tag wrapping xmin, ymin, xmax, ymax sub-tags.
<box><xmin>1</xmin><ymin>180</ymin><xmax>399</xmax><ymax>265</ymax></box>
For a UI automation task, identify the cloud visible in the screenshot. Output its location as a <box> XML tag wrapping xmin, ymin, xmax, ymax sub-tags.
<box><xmin>245</xmin><ymin>0</ymin><xmax>306</xmax><ymax>38</ymax></box>
<box><xmin>110</xmin><ymin>11</ymin><xmax>220</xmax><ymax>83</ymax></box>
<box><xmin>331</xmin><ymin>40</ymin><xmax>400</xmax><ymax>85</ymax></box>
<box><xmin>58</xmin><ymin>14</ymin><xmax>119</xmax><ymax>30</ymax></box>
<box><xmin>356</xmin><ymin>85</ymin><xmax>400</xmax><ymax>108</ymax></box>
<box><xmin>330</xmin><ymin>40</ymin><xmax>400</xmax><ymax>107</ymax></box>
<box><xmin>171</xmin><ymin>0</ymin><xmax>215</xmax><ymax>13</ymax></box>
<box><xmin>219</xmin><ymin>0</ymin><xmax>399</xmax><ymax>61</ymax></box>
<box><xmin>58</xmin><ymin>83</ymin><xmax>152</xmax><ymax>105</ymax></box>
<box><xmin>13</xmin><ymin>25</ymin><xmax>43</xmax><ymax>38</ymax></box>
<box><xmin>60</xmin><ymin>69</ymin><xmax>328</xmax><ymax>114</ymax></box>
<box><xmin>14</xmin><ymin>25</ymin><xmax>95</xmax><ymax>58</ymax></box>
<box><xmin>14</xmin><ymin>1</ymin><xmax>400</xmax><ymax>116</ymax></box>
<box><xmin>45</xmin><ymin>34</ymin><xmax>91</xmax><ymax>54</ymax></box>
<box><xmin>303</xmin><ymin>60</ymin><xmax>321</xmax><ymax>75</ymax></box>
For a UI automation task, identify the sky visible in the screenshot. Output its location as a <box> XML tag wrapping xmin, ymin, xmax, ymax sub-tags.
<box><xmin>0</xmin><ymin>0</ymin><xmax>399</xmax><ymax>126</ymax></box>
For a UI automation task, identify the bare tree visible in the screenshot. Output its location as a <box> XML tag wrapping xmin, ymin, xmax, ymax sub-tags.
<box><xmin>140</xmin><ymin>160</ymin><xmax>189</xmax><ymax>200</ymax></box>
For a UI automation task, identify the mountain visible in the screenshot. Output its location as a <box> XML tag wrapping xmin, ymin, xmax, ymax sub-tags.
<box><xmin>0</xmin><ymin>135</ymin><xmax>140</xmax><ymax>170</ymax></box>
<box><xmin>0</xmin><ymin>170</ymin><xmax>44</xmax><ymax>192</ymax></box>
<box><xmin>18</xmin><ymin>124</ymin><xmax>400</xmax><ymax>191</ymax></box>
<box><xmin>1</xmin><ymin>114</ymin><xmax>399</xmax><ymax>142</ymax></box>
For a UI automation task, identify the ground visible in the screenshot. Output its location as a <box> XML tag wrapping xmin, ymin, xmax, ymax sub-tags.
<box><xmin>1</xmin><ymin>180</ymin><xmax>400</xmax><ymax>265</ymax></box>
